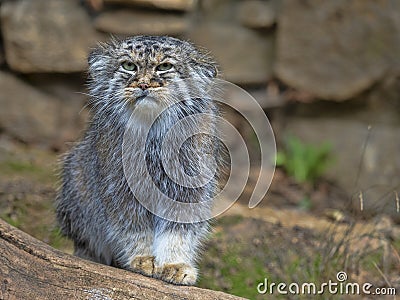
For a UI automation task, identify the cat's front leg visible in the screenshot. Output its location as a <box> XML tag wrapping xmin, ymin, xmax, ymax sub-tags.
<box><xmin>113</xmin><ymin>225</ymin><xmax>155</xmax><ymax>277</ymax></box>
<box><xmin>152</xmin><ymin>219</ymin><xmax>209</xmax><ymax>285</ymax></box>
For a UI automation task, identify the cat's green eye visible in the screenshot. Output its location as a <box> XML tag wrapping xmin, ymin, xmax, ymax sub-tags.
<box><xmin>121</xmin><ymin>61</ymin><xmax>137</xmax><ymax>72</ymax></box>
<box><xmin>156</xmin><ymin>62</ymin><xmax>173</xmax><ymax>71</ymax></box>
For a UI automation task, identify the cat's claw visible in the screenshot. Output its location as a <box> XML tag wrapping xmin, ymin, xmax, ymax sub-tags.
<box><xmin>130</xmin><ymin>255</ymin><xmax>155</xmax><ymax>277</ymax></box>
<box><xmin>155</xmin><ymin>263</ymin><xmax>197</xmax><ymax>285</ymax></box>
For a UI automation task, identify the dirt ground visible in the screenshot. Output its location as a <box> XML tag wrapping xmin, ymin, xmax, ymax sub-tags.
<box><xmin>0</xmin><ymin>134</ymin><xmax>399</xmax><ymax>299</ymax></box>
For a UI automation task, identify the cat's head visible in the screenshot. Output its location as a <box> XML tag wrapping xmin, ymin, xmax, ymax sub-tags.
<box><xmin>87</xmin><ymin>36</ymin><xmax>218</xmax><ymax>115</ymax></box>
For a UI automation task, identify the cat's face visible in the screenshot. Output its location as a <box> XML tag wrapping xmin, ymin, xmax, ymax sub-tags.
<box><xmin>87</xmin><ymin>36</ymin><xmax>217</xmax><ymax>113</ymax></box>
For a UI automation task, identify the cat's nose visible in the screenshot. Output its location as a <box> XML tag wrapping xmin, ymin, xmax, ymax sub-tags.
<box><xmin>138</xmin><ymin>82</ymin><xmax>149</xmax><ymax>90</ymax></box>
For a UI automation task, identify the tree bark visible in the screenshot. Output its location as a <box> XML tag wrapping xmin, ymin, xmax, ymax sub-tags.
<box><xmin>0</xmin><ymin>219</ymin><xmax>244</xmax><ymax>300</ymax></box>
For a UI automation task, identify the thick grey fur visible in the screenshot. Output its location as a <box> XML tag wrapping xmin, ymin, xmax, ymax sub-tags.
<box><xmin>56</xmin><ymin>36</ymin><xmax>223</xmax><ymax>285</ymax></box>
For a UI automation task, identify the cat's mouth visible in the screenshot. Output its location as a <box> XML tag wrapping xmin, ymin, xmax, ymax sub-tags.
<box><xmin>135</xmin><ymin>90</ymin><xmax>150</xmax><ymax>102</ymax></box>
<box><xmin>134</xmin><ymin>90</ymin><xmax>159</xmax><ymax>106</ymax></box>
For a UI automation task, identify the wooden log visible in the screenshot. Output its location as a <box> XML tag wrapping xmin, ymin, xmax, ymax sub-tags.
<box><xmin>0</xmin><ymin>219</ymin><xmax>243</xmax><ymax>300</ymax></box>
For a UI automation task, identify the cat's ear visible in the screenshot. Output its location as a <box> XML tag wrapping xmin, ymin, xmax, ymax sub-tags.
<box><xmin>88</xmin><ymin>48</ymin><xmax>100</xmax><ymax>66</ymax></box>
<box><xmin>199</xmin><ymin>61</ymin><xmax>218</xmax><ymax>78</ymax></box>
<box><xmin>191</xmin><ymin>46</ymin><xmax>219</xmax><ymax>78</ymax></box>
<box><xmin>87</xmin><ymin>43</ymin><xmax>113</xmax><ymax>77</ymax></box>
<box><xmin>87</xmin><ymin>45</ymin><xmax>106</xmax><ymax>68</ymax></box>
<box><xmin>88</xmin><ymin>36</ymin><xmax>119</xmax><ymax>68</ymax></box>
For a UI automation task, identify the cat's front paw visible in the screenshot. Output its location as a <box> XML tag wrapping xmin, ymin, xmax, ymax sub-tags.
<box><xmin>130</xmin><ymin>255</ymin><xmax>155</xmax><ymax>277</ymax></box>
<box><xmin>155</xmin><ymin>263</ymin><xmax>197</xmax><ymax>285</ymax></box>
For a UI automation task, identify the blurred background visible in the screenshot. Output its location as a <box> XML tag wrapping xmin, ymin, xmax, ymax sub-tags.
<box><xmin>0</xmin><ymin>0</ymin><xmax>399</xmax><ymax>298</ymax></box>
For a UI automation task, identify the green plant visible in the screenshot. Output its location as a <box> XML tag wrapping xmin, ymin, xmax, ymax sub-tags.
<box><xmin>276</xmin><ymin>136</ymin><xmax>332</xmax><ymax>184</ymax></box>
<box><xmin>298</xmin><ymin>196</ymin><xmax>312</xmax><ymax>211</ymax></box>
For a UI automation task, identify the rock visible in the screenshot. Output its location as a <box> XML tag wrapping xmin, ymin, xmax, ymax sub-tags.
<box><xmin>0</xmin><ymin>72</ymin><xmax>60</xmax><ymax>144</ymax></box>
<box><xmin>200</xmin><ymin>0</ymin><xmax>237</xmax><ymax>22</ymax></box>
<box><xmin>237</xmin><ymin>0</ymin><xmax>277</xmax><ymax>30</ymax></box>
<box><xmin>0</xmin><ymin>47</ymin><xmax>4</xmax><ymax>66</ymax></box>
<box><xmin>188</xmin><ymin>23</ymin><xmax>274</xmax><ymax>85</ymax></box>
<box><xmin>0</xmin><ymin>20</ymin><xmax>3</xmax><ymax>66</ymax></box>
<box><xmin>283</xmin><ymin>117</ymin><xmax>400</xmax><ymax>221</ymax></box>
<box><xmin>275</xmin><ymin>0</ymin><xmax>400</xmax><ymax>101</ymax></box>
<box><xmin>223</xmin><ymin>86</ymin><xmax>286</xmax><ymax>109</ymax></box>
<box><xmin>0</xmin><ymin>72</ymin><xmax>87</xmax><ymax>149</ymax></box>
<box><xmin>248</xmin><ymin>88</ymin><xmax>284</xmax><ymax>109</ymax></box>
<box><xmin>84</xmin><ymin>0</ymin><xmax>104</xmax><ymax>11</ymax></box>
<box><xmin>0</xmin><ymin>0</ymin><xmax>98</xmax><ymax>73</ymax></box>
<box><xmin>22</xmin><ymin>73</ymin><xmax>89</xmax><ymax>149</ymax></box>
<box><xmin>94</xmin><ymin>9</ymin><xmax>188</xmax><ymax>36</ymax></box>
<box><xmin>104</xmin><ymin>0</ymin><xmax>196</xmax><ymax>11</ymax></box>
